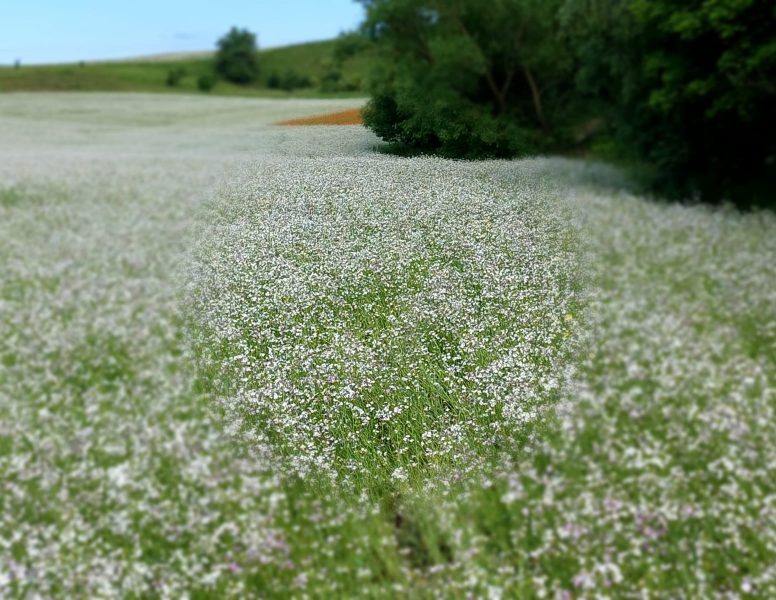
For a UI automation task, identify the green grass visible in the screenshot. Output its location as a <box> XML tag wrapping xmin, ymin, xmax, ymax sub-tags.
<box><xmin>0</xmin><ymin>39</ymin><xmax>370</xmax><ymax>98</ymax></box>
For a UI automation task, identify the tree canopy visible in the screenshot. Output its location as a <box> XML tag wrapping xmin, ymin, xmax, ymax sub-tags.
<box><xmin>215</xmin><ymin>27</ymin><xmax>259</xmax><ymax>85</ymax></box>
<box><xmin>359</xmin><ymin>0</ymin><xmax>572</xmax><ymax>158</ymax></box>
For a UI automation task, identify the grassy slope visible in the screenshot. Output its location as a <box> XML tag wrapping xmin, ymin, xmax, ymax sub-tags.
<box><xmin>0</xmin><ymin>39</ymin><xmax>369</xmax><ymax>98</ymax></box>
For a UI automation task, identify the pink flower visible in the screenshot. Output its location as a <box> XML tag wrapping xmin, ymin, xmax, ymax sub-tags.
<box><xmin>228</xmin><ymin>562</ymin><xmax>242</xmax><ymax>574</ymax></box>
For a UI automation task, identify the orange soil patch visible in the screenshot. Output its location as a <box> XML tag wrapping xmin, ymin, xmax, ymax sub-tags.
<box><xmin>276</xmin><ymin>108</ymin><xmax>363</xmax><ymax>126</ymax></box>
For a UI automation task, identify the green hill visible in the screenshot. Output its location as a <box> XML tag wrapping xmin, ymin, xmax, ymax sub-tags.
<box><xmin>0</xmin><ymin>39</ymin><xmax>370</xmax><ymax>97</ymax></box>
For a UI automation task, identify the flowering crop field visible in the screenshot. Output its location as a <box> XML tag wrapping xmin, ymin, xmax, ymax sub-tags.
<box><xmin>1</xmin><ymin>93</ymin><xmax>775</xmax><ymax>598</ymax></box>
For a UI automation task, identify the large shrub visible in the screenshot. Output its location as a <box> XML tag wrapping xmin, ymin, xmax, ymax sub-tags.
<box><xmin>214</xmin><ymin>27</ymin><xmax>259</xmax><ymax>85</ymax></box>
<box><xmin>359</xmin><ymin>0</ymin><xmax>572</xmax><ymax>158</ymax></box>
<box><xmin>197</xmin><ymin>74</ymin><xmax>216</xmax><ymax>92</ymax></box>
<box><xmin>165</xmin><ymin>67</ymin><xmax>186</xmax><ymax>87</ymax></box>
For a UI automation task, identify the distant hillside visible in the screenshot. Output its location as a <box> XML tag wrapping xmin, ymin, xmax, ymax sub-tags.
<box><xmin>0</xmin><ymin>39</ymin><xmax>370</xmax><ymax>98</ymax></box>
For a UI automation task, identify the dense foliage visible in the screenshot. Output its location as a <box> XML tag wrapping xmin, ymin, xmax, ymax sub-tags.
<box><xmin>215</xmin><ymin>27</ymin><xmax>259</xmax><ymax>85</ymax></box>
<box><xmin>359</xmin><ymin>0</ymin><xmax>573</xmax><ymax>158</ymax></box>
<box><xmin>266</xmin><ymin>69</ymin><xmax>312</xmax><ymax>91</ymax></box>
<box><xmin>565</xmin><ymin>0</ymin><xmax>776</xmax><ymax>203</ymax></box>
<box><xmin>197</xmin><ymin>73</ymin><xmax>216</xmax><ymax>92</ymax></box>
<box><xmin>361</xmin><ymin>0</ymin><xmax>776</xmax><ymax>204</ymax></box>
<box><xmin>165</xmin><ymin>67</ymin><xmax>185</xmax><ymax>87</ymax></box>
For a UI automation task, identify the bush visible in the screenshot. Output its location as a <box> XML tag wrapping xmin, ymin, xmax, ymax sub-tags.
<box><xmin>266</xmin><ymin>72</ymin><xmax>281</xmax><ymax>89</ymax></box>
<box><xmin>279</xmin><ymin>70</ymin><xmax>311</xmax><ymax>91</ymax></box>
<box><xmin>215</xmin><ymin>27</ymin><xmax>259</xmax><ymax>84</ymax></box>
<box><xmin>197</xmin><ymin>74</ymin><xmax>216</xmax><ymax>92</ymax></box>
<box><xmin>165</xmin><ymin>67</ymin><xmax>185</xmax><ymax>87</ymax></box>
<box><xmin>319</xmin><ymin>69</ymin><xmax>340</xmax><ymax>93</ymax></box>
<box><xmin>268</xmin><ymin>70</ymin><xmax>312</xmax><ymax>91</ymax></box>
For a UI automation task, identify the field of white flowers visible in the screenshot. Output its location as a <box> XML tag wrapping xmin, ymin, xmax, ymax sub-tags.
<box><xmin>1</xmin><ymin>93</ymin><xmax>775</xmax><ymax>598</ymax></box>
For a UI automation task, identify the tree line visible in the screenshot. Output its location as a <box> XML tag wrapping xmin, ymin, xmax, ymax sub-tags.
<box><xmin>355</xmin><ymin>0</ymin><xmax>776</xmax><ymax>206</ymax></box>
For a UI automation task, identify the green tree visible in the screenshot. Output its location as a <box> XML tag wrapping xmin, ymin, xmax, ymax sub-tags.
<box><xmin>359</xmin><ymin>0</ymin><xmax>572</xmax><ymax>158</ymax></box>
<box><xmin>562</xmin><ymin>0</ymin><xmax>776</xmax><ymax>204</ymax></box>
<box><xmin>215</xmin><ymin>27</ymin><xmax>259</xmax><ymax>84</ymax></box>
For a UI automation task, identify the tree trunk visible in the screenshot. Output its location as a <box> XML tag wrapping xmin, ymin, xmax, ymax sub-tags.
<box><xmin>522</xmin><ymin>65</ymin><xmax>549</xmax><ymax>133</ymax></box>
<box><xmin>485</xmin><ymin>68</ymin><xmax>516</xmax><ymax>117</ymax></box>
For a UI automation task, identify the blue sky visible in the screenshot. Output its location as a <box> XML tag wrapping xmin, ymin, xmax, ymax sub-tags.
<box><xmin>0</xmin><ymin>0</ymin><xmax>365</xmax><ymax>65</ymax></box>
